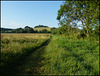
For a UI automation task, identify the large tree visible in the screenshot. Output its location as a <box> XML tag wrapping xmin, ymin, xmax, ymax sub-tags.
<box><xmin>57</xmin><ymin>0</ymin><xmax>99</xmax><ymax>37</ymax></box>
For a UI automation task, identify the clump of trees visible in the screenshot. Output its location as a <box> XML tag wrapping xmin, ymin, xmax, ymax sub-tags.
<box><xmin>1</xmin><ymin>26</ymin><xmax>51</xmax><ymax>33</ymax></box>
<box><xmin>10</xmin><ymin>26</ymin><xmax>35</xmax><ymax>33</ymax></box>
<box><xmin>34</xmin><ymin>25</ymin><xmax>48</xmax><ymax>28</ymax></box>
<box><xmin>55</xmin><ymin>0</ymin><xmax>99</xmax><ymax>39</ymax></box>
<box><xmin>51</xmin><ymin>27</ymin><xmax>57</xmax><ymax>35</ymax></box>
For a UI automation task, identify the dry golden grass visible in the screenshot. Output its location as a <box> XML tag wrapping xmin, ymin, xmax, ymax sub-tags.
<box><xmin>1</xmin><ymin>33</ymin><xmax>50</xmax><ymax>39</ymax></box>
<box><xmin>33</xmin><ymin>27</ymin><xmax>51</xmax><ymax>31</ymax></box>
<box><xmin>1</xmin><ymin>33</ymin><xmax>50</xmax><ymax>70</ymax></box>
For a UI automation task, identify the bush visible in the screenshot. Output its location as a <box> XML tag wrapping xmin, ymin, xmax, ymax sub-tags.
<box><xmin>77</xmin><ymin>30</ymin><xmax>86</xmax><ymax>39</ymax></box>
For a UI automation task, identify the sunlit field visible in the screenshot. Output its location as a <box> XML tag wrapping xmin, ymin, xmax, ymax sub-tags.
<box><xmin>0</xmin><ymin>33</ymin><xmax>99</xmax><ymax>75</ymax></box>
<box><xmin>0</xmin><ymin>33</ymin><xmax>50</xmax><ymax>69</ymax></box>
<box><xmin>40</xmin><ymin>35</ymin><xmax>99</xmax><ymax>75</ymax></box>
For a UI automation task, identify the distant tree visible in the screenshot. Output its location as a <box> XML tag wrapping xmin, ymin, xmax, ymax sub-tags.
<box><xmin>24</xmin><ymin>26</ymin><xmax>31</xmax><ymax>29</ymax></box>
<box><xmin>16</xmin><ymin>28</ymin><xmax>23</xmax><ymax>33</ymax></box>
<box><xmin>11</xmin><ymin>29</ymin><xmax>16</xmax><ymax>33</ymax></box>
<box><xmin>35</xmin><ymin>30</ymin><xmax>38</xmax><ymax>33</ymax></box>
<box><xmin>34</xmin><ymin>25</ymin><xmax>48</xmax><ymax>28</ymax></box>
<box><xmin>23</xmin><ymin>26</ymin><xmax>34</xmax><ymax>33</ymax></box>
<box><xmin>51</xmin><ymin>28</ymin><xmax>58</xmax><ymax>35</ymax></box>
<box><xmin>28</xmin><ymin>28</ymin><xmax>35</xmax><ymax>33</ymax></box>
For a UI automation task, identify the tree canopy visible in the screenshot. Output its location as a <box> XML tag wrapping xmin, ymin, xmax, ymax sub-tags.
<box><xmin>57</xmin><ymin>0</ymin><xmax>99</xmax><ymax>37</ymax></box>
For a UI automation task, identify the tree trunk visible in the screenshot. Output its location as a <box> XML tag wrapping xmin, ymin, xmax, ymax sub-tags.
<box><xmin>86</xmin><ymin>23</ymin><xmax>89</xmax><ymax>37</ymax></box>
<box><xmin>86</xmin><ymin>30</ymin><xmax>89</xmax><ymax>37</ymax></box>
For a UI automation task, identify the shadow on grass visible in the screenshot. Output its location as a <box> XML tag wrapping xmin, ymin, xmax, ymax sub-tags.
<box><xmin>1</xmin><ymin>38</ymin><xmax>51</xmax><ymax>75</ymax></box>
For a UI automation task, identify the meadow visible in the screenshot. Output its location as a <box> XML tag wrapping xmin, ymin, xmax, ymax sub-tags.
<box><xmin>0</xmin><ymin>33</ymin><xmax>50</xmax><ymax>74</ymax></box>
<box><xmin>0</xmin><ymin>33</ymin><xmax>99</xmax><ymax>75</ymax></box>
<box><xmin>39</xmin><ymin>35</ymin><xmax>99</xmax><ymax>75</ymax></box>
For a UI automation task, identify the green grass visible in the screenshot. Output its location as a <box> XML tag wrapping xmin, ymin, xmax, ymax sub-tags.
<box><xmin>0</xmin><ymin>33</ymin><xmax>50</xmax><ymax>68</ymax></box>
<box><xmin>40</xmin><ymin>35</ymin><xmax>99</xmax><ymax>75</ymax></box>
<box><xmin>0</xmin><ymin>34</ymin><xmax>99</xmax><ymax>75</ymax></box>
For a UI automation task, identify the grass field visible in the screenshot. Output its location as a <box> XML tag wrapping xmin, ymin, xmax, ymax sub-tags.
<box><xmin>0</xmin><ymin>33</ymin><xmax>50</xmax><ymax>70</ymax></box>
<box><xmin>0</xmin><ymin>34</ymin><xmax>99</xmax><ymax>75</ymax></box>
<box><xmin>39</xmin><ymin>35</ymin><xmax>99</xmax><ymax>75</ymax></box>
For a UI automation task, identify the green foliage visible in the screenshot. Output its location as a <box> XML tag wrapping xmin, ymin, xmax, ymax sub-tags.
<box><xmin>77</xmin><ymin>30</ymin><xmax>86</xmax><ymax>39</ymax></box>
<box><xmin>41</xmin><ymin>35</ymin><xmax>99</xmax><ymax>75</ymax></box>
<box><xmin>57</xmin><ymin>26</ymin><xmax>66</xmax><ymax>34</ymax></box>
<box><xmin>51</xmin><ymin>28</ymin><xmax>57</xmax><ymax>35</ymax></box>
<box><xmin>57</xmin><ymin>1</ymin><xmax>99</xmax><ymax>37</ymax></box>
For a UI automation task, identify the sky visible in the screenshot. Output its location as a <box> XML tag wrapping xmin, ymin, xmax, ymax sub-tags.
<box><xmin>1</xmin><ymin>1</ymin><xmax>64</xmax><ymax>29</ymax></box>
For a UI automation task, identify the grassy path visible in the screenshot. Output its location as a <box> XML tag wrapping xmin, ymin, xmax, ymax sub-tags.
<box><xmin>1</xmin><ymin>38</ymin><xmax>51</xmax><ymax>75</ymax></box>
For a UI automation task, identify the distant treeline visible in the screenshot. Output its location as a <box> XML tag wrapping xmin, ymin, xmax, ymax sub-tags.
<box><xmin>34</xmin><ymin>25</ymin><xmax>48</xmax><ymax>28</ymax></box>
<box><xmin>1</xmin><ymin>26</ymin><xmax>51</xmax><ymax>33</ymax></box>
<box><xmin>1</xmin><ymin>28</ymin><xmax>13</xmax><ymax>32</ymax></box>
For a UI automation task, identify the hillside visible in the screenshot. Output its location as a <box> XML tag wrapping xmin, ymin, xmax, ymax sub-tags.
<box><xmin>33</xmin><ymin>27</ymin><xmax>51</xmax><ymax>32</ymax></box>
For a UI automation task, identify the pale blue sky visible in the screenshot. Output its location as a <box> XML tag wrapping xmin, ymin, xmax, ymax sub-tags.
<box><xmin>1</xmin><ymin>1</ymin><xmax>64</xmax><ymax>29</ymax></box>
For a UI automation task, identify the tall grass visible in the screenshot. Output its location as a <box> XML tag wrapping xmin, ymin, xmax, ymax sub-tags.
<box><xmin>0</xmin><ymin>33</ymin><xmax>50</xmax><ymax>68</ymax></box>
<box><xmin>40</xmin><ymin>35</ymin><xmax>99</xmax><ymax>75</ymax></box>
<box><xmin>1</xmin><ymin>34</ymin><xmax>99</xmax><ymax>75</ymax></box>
